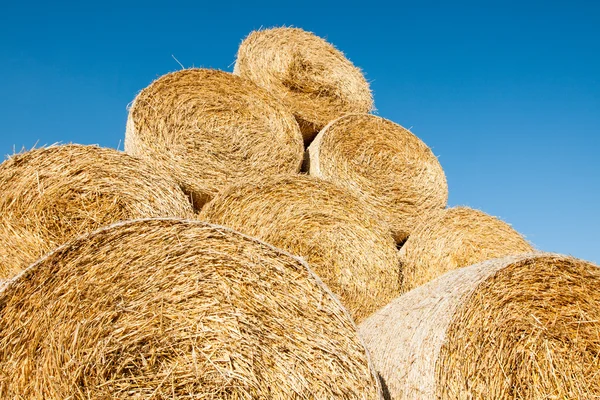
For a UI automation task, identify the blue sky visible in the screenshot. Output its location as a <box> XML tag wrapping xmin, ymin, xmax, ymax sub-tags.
<box><xmin>1</xmin><ymin>1</ymin><xmax>598</xmax><ymax>262</ymax></box>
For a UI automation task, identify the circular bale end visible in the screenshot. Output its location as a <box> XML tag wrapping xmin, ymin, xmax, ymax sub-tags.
<box><xmin>307</xmin><ymin>114</ymin><xmax>448</xmax><ymax>242</ymax></box>
<box><xmin>359</xmin><ymin>253</ymin><xmax>600</xmax><ymax>399</ymax></box>
<box><xmin>399</xmin><ymin>206</ymin><xmax>534</xmax><ymax>292</ymax></box>
<box><xmin>125</xmin><ymin>68</ymin><xmax>304</xmax><ymax>209</ymax></box>
<box><xmin>0</xmin><ymin>145</ymin><xmax>193</xmax><ymax>279</ymax></box>
<box><xmin>199</xmin><ymin>174</ymin><xmax>401</xmax><ymax>323</ymax></box>
<box><xmin>234</xmin><ymin>27</ymin><xmax>373</xmax><ymax>142</ymax></box>
<box><xmin>0</xmin><ymin>219</ymin><xmax>382</xmax><ymax>399</ymax></box>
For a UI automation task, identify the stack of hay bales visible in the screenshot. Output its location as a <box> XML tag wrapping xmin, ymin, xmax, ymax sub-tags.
<box><xmin>1</xmin><ymin>25</ymin><xmax>596</xmax><ymax>398</ymax></box>
<box><xmin>0</xmin><ymin>219</ymin><xmax>382</xmax><ymax>398</ymax></box>
<box><xmin>229</xmin><ymin>27</ymin><xmax>598</xmax><ymax>398</ymax></box>
<box><xmin>0</xmin><ymin>144</ymin><xmax>193</xmax><ymax>279</ymax></box>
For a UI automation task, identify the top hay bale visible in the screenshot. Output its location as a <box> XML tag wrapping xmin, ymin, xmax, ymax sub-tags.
<box><xmin>0</xmin><ymin>144</ymin><xmax>192</xmax><ymax>279</ymax></box>
<box><xmin>125</xmin><ymin>68</ymin><xmax>304</xmax><ymax>209</ymax></box>
<box><xmin>307</xmin><ymin>114</ymin><xmax>448</xmax><ymax>242</ymax></box>
<box><xmin>234</xmin><ymin>27</ymin><xmax>373</xmax><ymax>142</ymax></box>
<box><xmin>359</xmin><ymin>253</ymin><xmax>600</xmax><ymax>399</ymax></box>
<box><xmin>0</xmin><ymin>218</ymin><xmax>382</xmax><ymax>399</ymax></box>
<box><xmin>199</xmin><ymin>174</ymin><xmax>401</xmax><ymax>323</ymax></box>
<box><xmin>399</xmin><ymin>206</ymin><xmax>534</xmax><ymax>292</ymax></box>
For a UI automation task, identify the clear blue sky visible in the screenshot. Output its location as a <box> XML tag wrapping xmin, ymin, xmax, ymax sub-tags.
<box><xmin>1</xmin><ymin>1</ymin><xmax>598</xmax><ymax>262</ymax></box>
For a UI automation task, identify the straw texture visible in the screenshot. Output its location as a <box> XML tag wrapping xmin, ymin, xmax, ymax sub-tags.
<box><xmin>359</xmin><ymin>253</ymin><xmax>600</xmax><ymax>399</ymax></box>
<box><xmin>399</xmin><ymin>206</ymin><xmax>534</xmax><ymax>292</ymax></box>
<box><xmin>234</xmin><ymin>27</ymin><xmax>373</xmax><ymax>142</ymax></box>
<box><xmin>0</xmin><ymin>145</ymin><xmax>192</xmax><ymax>279</ymax></box>
<box><xmin>0</xmin><ymin>218</ymin><xmax>382</xmax><ymax>399</ymax></box>
<box><xmin>199</xmin><ymin>175</ymin><xmax>401</xmax><ymax>323</ymax></box>
<box><xmin>307</xmin><ymin>114</ymin><xmax>447</xmax><ymax>242</ymax></box>
<box><xmin>125</xmin><ymin>68</ymin><xmax>304</xmax><ymax>208</ymax></box>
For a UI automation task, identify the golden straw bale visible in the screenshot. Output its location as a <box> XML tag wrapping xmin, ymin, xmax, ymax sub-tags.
<box><xmin>0</xmin><ymin>145</ymin><xmax>192</xmax><ymax>279</ymax></box>
<box><xmin>360</xmin><ymin>253</ymin><xmax>600</xmax><ymax>399</ymax></box>
<box><xmin>125</xmin><ymin>68</ymin><xmax>304</xmax><ymax>208</ymax></box>
<box><xmin>199</xmin><ymin>174</ymin><xmax>401</xmax><ymax>323</ymax></box>
<box><xmin>399</xmin><ymin>206</ymin><xmax>534</xmax><ymax>291</ymax></box>
<box><xmin>234</xmin><ymin>27</ymin><xmax>373</xmax><ymax>142</ymax></box>
<box><xmin>307</xmin><ymin>114</ymin><xmax>448</xmax><ymax>242</ymax></box>
<box><xmin>0</xmin><ymin>218</ymin><xmax>382</xmax><ymax>399</ymax></box>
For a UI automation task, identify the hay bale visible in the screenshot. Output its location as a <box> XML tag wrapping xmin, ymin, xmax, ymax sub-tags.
<box><xmin>199</xmin><ymin>174</ymin><xmax>401</xmax><ymax>323</ymax></box>
<box><xmin>360</xmin><ymin>253</ymin><xmax>600</xmax><ymax>399</ymax></box>
<box><xmin>0</xmin><ymin>218</ymin><xmax>383</xmax><ymax>399</ymax></box>
<box><xmin>125</xmin><ymin>68</ymin><xmax>304</xmax><ymax>208</ymax></box>
<box><xmin>307</xmin><ymin>114</ymin><xmax>448</xmax><ymax>242</ymax></box>
<box><xmin>234</xmin><ymin>27</ymin><xmax>373</xmax><ymax>142</ymax></box>
<box><xmin>0</xmin><ymin>145</ymin><xmax>193</xmax><ymax>279</ymax></box>
<box><xmin>399</xmin><ymin>206</ymin><xmax>534</xmax><ymax>292</ymax></box>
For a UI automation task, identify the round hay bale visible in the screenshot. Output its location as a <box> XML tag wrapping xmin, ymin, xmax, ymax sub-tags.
<box><xmin>125</xmin><ymin>68</ymin><xmax>304</xmax><ymax>208</ymax></box>
<box><xmin>359</xmin><ymin>253</ymin><xmax>600</xmax><ymax>399</ymax></box>
<box><xmin>399</xmin><ymin>206</ymin><xmax>534</xmax><ymax>292</ymax></box>
<box><xmin>307</xmin><ymin>114</ymin><xmax>448</xmax><ymax>242</ymax></box>
<box><xmin>0</xmin><ymin>145</ymin><xmax>193</xmax><ymax>279</ymax></box>
<box><xmin>0</xmin><ymin>218</ymin><xmax>383</xmax><ymax>399</ymax></box>
<box><xmin>199</xmin><ymin>174</ymin><xmax>401</xmax><ymax>323</ymax></box>
<box><xmin>234</xmin><ymin>27</ymin><xmax>373</xmax><ymax>142</ymax></box>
